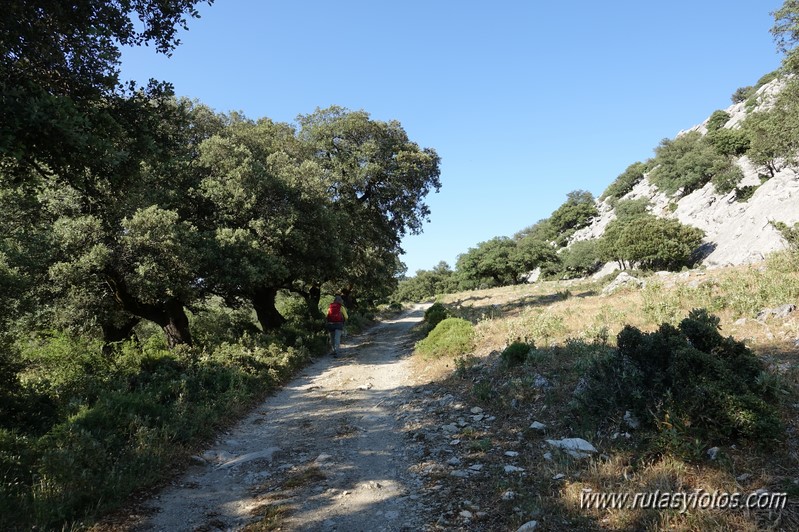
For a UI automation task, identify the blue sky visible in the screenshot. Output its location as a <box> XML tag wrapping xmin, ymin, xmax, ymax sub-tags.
<box><xmin>121</xmin><ymin>1</ymin><xmax>785</xmax><ymax>275</ymax></box>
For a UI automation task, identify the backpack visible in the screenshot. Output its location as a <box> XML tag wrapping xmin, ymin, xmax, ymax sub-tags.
<box><xmin>327</xmin><ymin>302</ymin><xmax>344</xmax><ymax>323</ymax></box>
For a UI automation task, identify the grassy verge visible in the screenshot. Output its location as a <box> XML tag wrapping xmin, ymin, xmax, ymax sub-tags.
<box><xmin>0</xmin><ymin>311</ymin><xmax>338</xmax><ymax>530</ymax></box>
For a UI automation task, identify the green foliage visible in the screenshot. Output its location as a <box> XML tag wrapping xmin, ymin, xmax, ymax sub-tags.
<box><xmin>454</xmin><ymin>234</ymin><xmax>559</xmax><ymax>290</ymax></box>
<box><xmin>706</xmin><ymin>127</ymin><xmax>751</xmax><ymax>157</ymax></box>
<box><xmin>0</xmin><ymin>0</ymin><xmax>212</xmax><ymax>184</ymax></box>
<box><xmin>191</xmin><ymin>300</ymin><xmax>261</xmax><ymax>350</ymax></box>
<box><xmin>455</xmin><ymin>237</ymin><xmax>518</xmax><ymax>288</ymax></box>
<box><xmin>501</xmin><ymin>341</ymin><xmax>534</xmax><ymax>367</ymax></box>
<box><xmin>649</xmin><ymin>131</ymin><xmax>735</xmax><ymax>195</ymax></box>
<box><xmin>599</xmin><ymin>214</ymin><xmax>705</xmax><ymax>271</ymax></box>
<box><xmin>600</xmin><ymin>161</ymin><xmax>648</xmax><ymax>201</ymax></box>
<box><xmin>393</xmin><ymin>262</ymin><xmax>455</xmax><ymax>302</ymax></box>
<box><xmin>731</xmin><ymin>85</ymin><xmax>753</xmax><ymax>104</ymax></box>
<box><xmin>771</xmin><ymin>220</ymin><xmax>799</xmax><ymax>250</ymax></box>
<box><xmin>514</xmin><ymin>218</ymin><xmax>557</xmax><ymax>243</ymax></box>
<box><xmin>706</xmin><ymin>110</ymin><xmax>731</xmax><ymax>132</ymax></box>
<box><xmin>575</xmin><ymin>310</ymin><xmax>783</xmax><ymax>452</ymax></box>
<box><xmin>709</xmin><ymin>158</ymin><xmax>745</xmax><ymax>194</ymax></box>
<box><xmin>732</xmin><ymin>71</ymin><xmax>780</xmax><ymax>104</ymax></box>
<box><xmin>423</xmin><ymin>303</ymin><xmax>451</xmax><ymax>330</ymax></box>
<box><xmin>557</xmin><ymin>240</ymin><xmax>602</xmax><ymax>279</ymax></box>
<box><xmin>614</xmin><ymin>198</ymin><xmax>650</xmax><ymax>219</ymax></box>
<box><xmin>415</xmin><ymin>317</ymin><xmax>475</xmax><ymax>359</ymax></box>
<box><xmin>514</xmin><ymin>236</ymin><xmax>559</xmax><ymax>274</ymax></box>
<box><xmin>772</xmin><ymin>0</ymin><xmax>799</xmax><ymax>73</ymax></box>
<box><xmin>548</xmin><ymin>190</ymin><xmax>598</xmax><ymax>242</ymax></box>
<box><xmin>734</xmin><ymin>185</ymin><xmax>759</xmax><ymax>202</ymax></box>
<box><xmin>0</xmin><ymin>331</ymin><xmax>312</xmax><ymax>530</ymax></box>
<box><xmin>743</xmin><ymin>77</ymin><xmax>799</xmax><ymax>175</ymax></box>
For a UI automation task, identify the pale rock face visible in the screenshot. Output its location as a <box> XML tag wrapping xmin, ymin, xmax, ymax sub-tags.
<box><xmin>570</xmin><ymin>78</ymin><xmax>799</xmax><ymax>272</ymax></box>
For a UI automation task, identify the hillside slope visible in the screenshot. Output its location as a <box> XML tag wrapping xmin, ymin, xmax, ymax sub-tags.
<box><xmin>571</xmin><ymin>77</ymin><xmax>799</xmax><ymax>271</ymax></box>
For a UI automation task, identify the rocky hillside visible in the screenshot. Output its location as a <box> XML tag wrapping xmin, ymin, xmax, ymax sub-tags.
<box><xmin>571</xmin><ymin>77</ymin><xmax>799</xmax><ymax>272</ymax></box>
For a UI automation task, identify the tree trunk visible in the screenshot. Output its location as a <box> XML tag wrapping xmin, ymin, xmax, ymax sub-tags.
<box><xmin>252</xmin><ymin>286</ymin><xmax>287</xmax><ymax>331</ymax></box>
<box><xmin>308</xmin><ymin>283</ymin><xmax>322</xmax><ymax>319</ymax></box>
<box><xmin>162</xmin><ymin>297</ymin><xmax>193</xmax><ymax>348</ymax></box>
<box><xmin>105</xmin><ymin>274</ymin><xmax>193</xmax><ymax>348</ymax></box>
<box><xmin>341</xmin><ymin>284</ymin><xmax>358</xmax><ymax>310</ymax></box>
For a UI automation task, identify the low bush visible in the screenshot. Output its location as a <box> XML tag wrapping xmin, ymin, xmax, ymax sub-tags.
<box><xmin>706</xmin><ymin>110</ymin><xmax>731</xmax><ymax>132</ymax></box>
<box><xmin>415</xmin><ymin>317</ymin><xmax>474</xmax><ymax>359</ymax></box>
<box><xmin>574</xmin><ymin>309</ymin><xmax>783</xmax><ymax>453</ymax></box>
<box><xmin>0</xmin><ymin>331</ymin><xmax>312</xmax><ymax>530</ymax></box>
<box><xmin>501</xmin><ymin>340</ymin><xmax>534</xmax><ymax>367</ymax></box>
<box><xmin>734</xmin><ymin>184</ymin><xmax>759</xmax><ymax>202</ymax></box>
<box><xmin>423</xmin><ymin>302</ymin><xmax>450</xmax><ymax>331</ymax></box>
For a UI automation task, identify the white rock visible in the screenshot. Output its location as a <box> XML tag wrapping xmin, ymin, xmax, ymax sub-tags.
<box><xmin>216</xmin><ymin>447</ymin><xmax>281</xmax><ymax>469</ymax></box>
<box><xmin>516</xmin><ymin>520</ymin><xmax>538</xmax><ymax>531</ymax></box>
<box><xmin>552</xmin><ymin>473</ymin><xmax>565</xmax><ymax>480</ymax></box>
<box><xmin>470</xmin><ymin>406</ymin><xmax>484</xmax><ymax>414</ymax></box>
<box><xmin>504</xmin><ymin>451</ymin><xmax>519</xmax><ymax>457</ymax></box>
<box><xmin>202</xmin><ymin>449</ymin><xmax>235</xmax><ymax>463</ymax></box>
<box><xmin>504</xmin><ymin>465</ymin><xmax>525</xmax><ymax>473</ymax></box>
<box><xmin>623</xmin><ymin>410</ymin><xmax>640</xmax><ymax>429</ymax></box>
<box><xmin>546</xmin><ymin>438</ymin><xmax>597</xmax><ymax>459</ymax></box>
<box><xmin>502</xmin><ymin>490</ymin><xmax>517</xmax><ymax>500</ymax></box>
<box><xmin>602</xmin><ymin>272</ymin><xmax>643</xmax><ymax>294</ymax></box>
<box><xmin>529</xmin><ymin>421</ymin><xmax>547</xmax><ymax>431</ymax></box>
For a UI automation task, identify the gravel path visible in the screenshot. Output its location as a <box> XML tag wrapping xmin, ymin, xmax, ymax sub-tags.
<box><xmin>134</xmin><ymin>305</ymin><xmax>432</xmax><ymax>532</ymax></box>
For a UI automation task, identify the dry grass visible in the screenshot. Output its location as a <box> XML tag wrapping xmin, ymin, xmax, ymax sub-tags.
<box><xmin>414</xmin><ymin>260</ymin><xmax>799</xmax><ymax>530</ymax></box>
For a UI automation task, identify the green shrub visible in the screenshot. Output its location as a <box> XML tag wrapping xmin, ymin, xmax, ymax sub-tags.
<box><xmin>614</xmin><ymin>198</ymin><xmax>650</xmax><ymax>219</ymax></box>
<box><xmin>732</xmin><ymin>85</ymin><xmax>753</xmax><ymax>104</ymax></box>
<box><xmin>191</xmin><ymin>299</ymin><xmax>261</xmax><ymax>349</ymax></box>
<box><xmin>706</xmin><ymin>110</ymin><xmax>731</xmax><ymax>132</ymax></box>
<box><xmin>600</xmin><ymin>161</ymin><xmax>648</xmax><ymax>201</ymax></box>
<box><xmin>734</xmin><ymin>185</ymin><xmax>759</xmax><ymax>202</ymax></box>
<box><xmin>649</xmin><ymin>131</ymin><xmax>727</xmax><ymax>195</ymax></box>
<box><xmin>415</xmin><ymin>317</ymin><xmax>474</xmax><ymax>359</ymax></box>
<box><xmin>0</xmin><ymin>330</ymin><xmax>313</xmax><ymax>530</ymax></box>
<box><xmin>706</xmin><ymin>128</ymin><xmax>751</xmax><ymax>156</ymax></box>
<box><xmin>423</xmin><ymin>302</ymin><xmax>450</xmax><ymax>330</ymax></box>
<box><xmin>575</xmin><ymin>309</ymin><xmax>783</xmax><ymax>452</ymax></box>
<box><xmin>501</xmin><ymin>341</ymin><xmax>534</xmax><ymax>367</ymax></box>
<box><xmin>771</xmin><ymin>220</ymin><xmax>799</xmax><ymax>250</ymax></box>
<box><xmin>555</xmin><ymin>240</ymin><xmax>602</xmax><ymax>279</ymax></box>
<box><xmin>599</xmin><ymin>215</ymin><xmax>705</xmax><ymax>271</ymax></box>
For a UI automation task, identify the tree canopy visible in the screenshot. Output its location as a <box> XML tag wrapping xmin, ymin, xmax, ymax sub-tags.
<box><xmin>599</xmin><ymin>214</ymin><xmax>705</xmax><ymax>271</ymax></box>
<box><xmin>1</xmin><ymin>1</ymin><xmax>442</xmax><ymax>350</ymax></box>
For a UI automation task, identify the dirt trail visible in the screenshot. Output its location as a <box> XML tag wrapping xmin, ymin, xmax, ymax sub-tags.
<box><xmin>134</xmin><ymin>304</ymin><xmax>432</xmax><ymax>532</ymax></box>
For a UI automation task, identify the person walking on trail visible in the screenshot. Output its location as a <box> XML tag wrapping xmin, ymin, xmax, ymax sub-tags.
<box><xmin>325</xmin><ymin>295</ymin><xmax>348</xmax><ymax>357</ymax></box>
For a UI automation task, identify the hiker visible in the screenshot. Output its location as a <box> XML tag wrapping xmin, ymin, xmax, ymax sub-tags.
<box><xmin>325</xmin><ymin>295</ymin><xmax>348</xmax><ymax>357</ymax></box>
